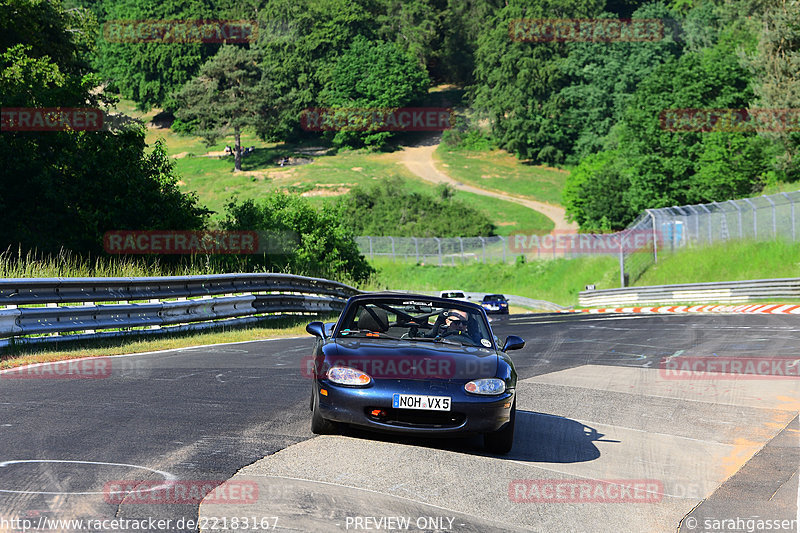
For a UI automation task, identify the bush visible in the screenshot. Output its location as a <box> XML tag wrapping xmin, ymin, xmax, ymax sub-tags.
<box><xmin>442</xmin><ymin>126</ymin><xmax>495</xmax><ymax>151</ymax></box>
<box><xmin>221</xmin><ymin>193</ymin><xmax>373</xmax><ymax>283</ymax></box>
<box><xmin>337</xmin><ymin>177</ymin><xmax>495</xmax><ymax>237</ymax></box>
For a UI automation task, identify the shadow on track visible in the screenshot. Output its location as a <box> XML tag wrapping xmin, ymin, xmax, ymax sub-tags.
<box><xmin>338</xmin><ymin>410</ymin><xmax>612</xmax><ymax>463</ymax></box>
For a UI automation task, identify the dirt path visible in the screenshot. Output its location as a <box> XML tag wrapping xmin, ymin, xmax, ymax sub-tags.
<box><xmin>396</xmin><ymin>138</ymin><xmax>577</xmax><ymax>231</ymax></box>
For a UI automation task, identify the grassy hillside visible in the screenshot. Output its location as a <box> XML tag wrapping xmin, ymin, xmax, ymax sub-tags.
<box><xmin>634</xmin><ymin>239</ymin><xmax>800</xmax><ymax>286</ymax></box>
<box><xmin>364</xmin><ymin>256</ymin><xmax>619</xmax><ymax>306</ymax></box>
<box><xmin>113</xmin><ymin>97</ymin><xmax>558</xmax><ymax>234</ymax></box>
<box><xmin>434</xmin><ymin>147</ymin><xmax>570</xmax><ymax>205</ymax></box>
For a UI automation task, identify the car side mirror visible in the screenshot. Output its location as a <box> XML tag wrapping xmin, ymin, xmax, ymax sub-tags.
<box><xmin>502</xmin><ymin>335</ymin><xmax>525</xmax><ymax>351</ymax></box>
<box><xmin>306</xmin><ymin>321</ymin><xmax>326</xmax><ymax>339</ymax></box>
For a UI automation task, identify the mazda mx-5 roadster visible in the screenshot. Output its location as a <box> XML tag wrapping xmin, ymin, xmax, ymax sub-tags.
<box><xmin>305</xmin><ymin>293</ymin><xmax>524</xmax><ymax>453</ymax></box>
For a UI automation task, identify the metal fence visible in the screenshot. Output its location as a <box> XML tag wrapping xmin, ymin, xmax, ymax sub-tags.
<box><xmin>358</xmin><ymin>190</ymin><xmax>800</xmax><ymax>288</ymax></box>
<box><xmin>621</xmin><ymin>190</ymin><xmax>800</xmax><ymax>285</ymax></box>
<box><xmin>355</xmin><ymin>234</ymin><xmax>621</xmax><ymax>265</ymax></box>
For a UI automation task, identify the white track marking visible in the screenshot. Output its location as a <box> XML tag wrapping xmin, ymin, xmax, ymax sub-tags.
<box><xmin>0</xmin><ymin>459</ymin><xmax>175</xmax><ymax>495</ymax></box>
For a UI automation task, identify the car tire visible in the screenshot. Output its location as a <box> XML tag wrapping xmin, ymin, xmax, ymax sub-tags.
<box><xmin>484</xmin><ymin>400</ymin><xmax>515</xmax><ymax>454</ymax></box>
<box><xmin>311</xmin><ymin>385</ymin><xmax>339</xmax><ymax>435</ymax></box>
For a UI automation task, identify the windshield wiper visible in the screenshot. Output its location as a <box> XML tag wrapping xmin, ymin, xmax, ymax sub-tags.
<box><xmin>431</xmin><ymin>337</ymin><xmax>467</xmax><ymax>346</ymax></box>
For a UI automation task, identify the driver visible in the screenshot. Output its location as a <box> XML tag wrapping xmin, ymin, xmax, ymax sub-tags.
<box><xmin>441</xmin><ymin>309</ymin><xmax>469</xmax><ymax>336</ymax></box>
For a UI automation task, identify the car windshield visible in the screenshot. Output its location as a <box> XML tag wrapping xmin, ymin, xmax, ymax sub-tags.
<box><xmin>483</xmin><ymin>294</ymin><xmax>506</xmax><ymax>301</ymax></box>
<box><xmin>336</xmin><ymin>298</ymin><xmax>493</xmax><ymax>348</ymax></box>
<box><xmin>442</xmin><ymin>292</ymin><xmax>465</xmax><ymax>298</ymax></box>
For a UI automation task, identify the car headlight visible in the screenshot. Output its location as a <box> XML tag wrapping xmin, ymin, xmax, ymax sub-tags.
<box><xmin>326</xmin><ymin>366</ymin><xmax>372</xmax><ymax>386</ymax></box>
<box><xmin>465</xmin><ymin>378</ymin><xmax>506</xmax><ymax>395</ymax></box>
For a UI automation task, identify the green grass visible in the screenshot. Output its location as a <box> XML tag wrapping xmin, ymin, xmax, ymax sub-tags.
<box><xmin>0</xmin><ymin>248</ymin><xmax>228</xmax><ymax>277</ymax></box>
<box><xmin>434</xmin><ymin>146</ymin><xmax>570</xmax><ymax>205</ymax></box>
<box><xmin>172</xmin><ymin>146</ymin><xmax>553</xmax><ymax>233</ymax></box>
<box><xmin>634</xmin><ymin>239</ymin><xmax>800</xmax><ymax>286</ymax></box>
<box><xmin>111</xmin><ymin>95</ymin><xmax>558</xmax><ymax>232</ymax></box>
<box><xmin>760</xmin><ymin>181</ymin><xmax>800</xmax><ymax>196</ymax></box>
<box><xmin>362</xmin><ymin>256</ymin><xmax>619</xmax><ymax>306</ymax></box>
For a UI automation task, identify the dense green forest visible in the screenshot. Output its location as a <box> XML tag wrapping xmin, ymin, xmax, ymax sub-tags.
<box><xmin>1</xmin><ymin>0</ymin><xmax>798</xmax><ymax>280</ymax></box>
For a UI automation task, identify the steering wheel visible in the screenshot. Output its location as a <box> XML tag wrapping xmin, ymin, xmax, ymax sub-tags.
<box><xmin>437</xmin><ymin>331</ymin><xmax>473</xmax><ymax>344</ymax></box>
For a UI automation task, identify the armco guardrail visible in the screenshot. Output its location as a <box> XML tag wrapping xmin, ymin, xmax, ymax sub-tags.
<box><xmin>0</xmin><ymin>274</ymin><xmax>360</xmax><ymax>348</ymax></box>
<box><xmin>579</xmin><ymin>277</ymin><xmax>800</xmax><ymax>307</ymax></box>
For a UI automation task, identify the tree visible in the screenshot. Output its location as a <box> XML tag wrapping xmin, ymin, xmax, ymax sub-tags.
<box><xmin>320</xmin><ymin>36</ymin><xmax>430</xmax><ymax>148</ymax></box>
<box><xmin>620</xmin><ymin>37</ymin><xmax>758</xmax><ymax>214</ymax></box>
<box><xmin>562</xmin><ymin>150</ymin><xmax>634</xmax><ymax>231</ymax></box>
<box><xmin>470</xmin><ymin>0</ymin><xmax>606</xmax><ymax>164</ymax></box>
<box><xmin>94</xmin><ymin>0</ymin><xmax>258</xmax><ymax>109</ymax></box>
<box><xmin>743</xmin><ymin>0</ymin><xmax>800</xmax><ymax>180</ymax></box>
<box><xmin>175</xmin><ymin>45</ymin><xmax>266</xmax><ymax>171</ymax></box>
<box><xmin>222</xmin><ymin>193</ymin><xmax>374</xmax><ymax>283</ymax></box>
<box><xmin>253</xmin><ymin>0</ymin><xmax>377</xmax><ymax>141</ymax></box>
<box><xmin>554</xmin><ymin>3</ymin><xmax>683</xmax><ymax>163</ymax></box>
<box><xmin>337</xmin><ymin>177</ymin><xmax>495</xmax><ymax>236</ymax></box>
<box><xmin>0</xmin><ymin>0</ymin><xmax>209</xmax><ymax>256</ymax></box>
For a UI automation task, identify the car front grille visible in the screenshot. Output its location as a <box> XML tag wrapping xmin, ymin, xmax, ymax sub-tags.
<box><xmin>365</xmin><ymin>407</ymin><xmax>466</xmax><ymax>429</ymax></box>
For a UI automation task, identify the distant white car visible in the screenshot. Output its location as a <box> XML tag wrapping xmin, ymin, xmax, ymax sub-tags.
<box><xmin>439</xmin><ymin>290</ymin><xmax>470</xmax><ymax>302</ymax></box>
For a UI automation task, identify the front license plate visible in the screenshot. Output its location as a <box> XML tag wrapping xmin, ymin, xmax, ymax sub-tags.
<box><xmin>392</xmin><ymin>394</ymin><xmax>451</xmax><ymax>411</ymax></box>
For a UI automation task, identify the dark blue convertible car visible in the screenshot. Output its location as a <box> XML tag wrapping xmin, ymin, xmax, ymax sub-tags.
<box><xmin>305</xmin><ymin>293</ymin><xmax>524</xmax><ymax>453</ymax></box>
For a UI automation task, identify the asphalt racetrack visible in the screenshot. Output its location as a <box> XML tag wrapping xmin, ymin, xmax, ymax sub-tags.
<box><xmin>1</xmin><ymin>313</ymin><xmax>799</xmax><ymax>532</ymax></box>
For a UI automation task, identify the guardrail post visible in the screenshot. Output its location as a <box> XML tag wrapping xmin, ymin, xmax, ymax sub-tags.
<box><xmin>434</xmin><ymin>237</ymin><xmax>442</xmax><ymax>266</ymax></box>
<box><xmin>763</xmin><ymin>195</ymin><xmax>777</xmax><ymax>238</ymax></box>
<box><xmin>646</xmin><ymin>209</ymin><xmax>658</xmax><ymax>263</ymax></box>
<box><xmin>686</xmin><ymin>205</ymin><xmax>700</xmax><ymax>244</ymax></box>
<box><xmin>699</xmin><ymin>204</ymin><xmax>713</xmax><ymax>244</ymax></box>
<box><xmin>782</xmin><ymin>192</ymin><xmax>795</xmax><ymax>240</ymax></box>
<box><xmin>743</xmin><ymin>198</ymin><xmax>757</xmax><ymax>238</ymax></box>
<box><xmin>728</xmin><ymin>200</ymin><xmax>743</xmax><ymax>239</ymax></box>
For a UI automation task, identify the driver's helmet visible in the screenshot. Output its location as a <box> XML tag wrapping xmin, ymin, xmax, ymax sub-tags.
<box><xmin>442</xmin><ymin>309</ymin><xmax>469</xmax><ymax>335</ymax></box>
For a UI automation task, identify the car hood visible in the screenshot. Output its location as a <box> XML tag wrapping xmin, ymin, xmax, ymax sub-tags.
<box><xmin>323</xmin><ymin>338</ymin><xmax>499</xmax><ymax>380</ymax></box>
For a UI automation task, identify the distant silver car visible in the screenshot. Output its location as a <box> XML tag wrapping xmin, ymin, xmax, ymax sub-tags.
<box><xmin>439</xmin><ymin>290</ymin><xmax>470</xmax><ymax>302</ymax></box>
